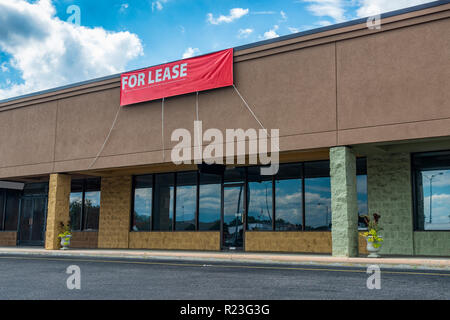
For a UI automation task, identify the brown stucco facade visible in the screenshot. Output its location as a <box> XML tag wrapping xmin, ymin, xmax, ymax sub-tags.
<box><xmin>0</xmin><ymin>3</ymin><xmax>449</xmax><ymax>256</ymax></box>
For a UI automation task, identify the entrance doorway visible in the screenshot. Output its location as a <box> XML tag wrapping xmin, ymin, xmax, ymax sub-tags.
<box><xmin>18</xmin><ymin>196</ymin><xmax>47</xmax><ymax>246</ymax></box>
<box><xmin>222</xmin><ymin>183</ymin><xmax>245</xmax><ymax>250</ymax></box>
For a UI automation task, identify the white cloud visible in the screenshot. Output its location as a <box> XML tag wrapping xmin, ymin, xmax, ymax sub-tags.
<box><xmin>0</xmin><ymin>62</ymin><xmax>8</xmax><ymax>72</ymax></box>
<box><xmin>280</xmin><ymin>10</ymin><xmax>287</xmax><ymax>21</ymax></box>
<box><xmin>207</xmin><ymin>8</ymin><xmax>249</xmax><ymax>25</ymax></box>
<box><xmin>152</xmin><ymin>0</ymin><xmax>168</xmax><ymax>11</ymax></box>
<box><xmin>0</xmin><ymin>0</ymin><xmax>143</xmax><ymax>100</ymax></box>
<box><xmin>182</xmin><ymin>47</ymin><xmax>200</xmax><ymax>59</ymax></box>
<box><xmin>238</xmin><ymin>28</ymin><xmax>254</xmax><ymax>38</ymax></box>
<box><xmin>119</xmin><ymin>3</ymin><xmax>129</xmax><ymax>13</ymax></box>
<box><xmin>251</xmin><ymin>11</ymin><xmax>276</xmax><ymax>15</ymax></box>
<box><xmin>262</xmin><ymin>25</ymin><xmax>279</xmax><ymax>40</ymax></box>
<box><xmin>303</xmin><ymin>0</ymin><xmax>346</xmax><ymax>22</ymax></box>
<box><xmin>356</xmin><ymin>0</ymin><xmax>433</xmax><ymax>18</ymax></box>
<box><xmin>288</xmin><ymin>27</ymin><xmax>300</xmax><ymax>33</ymax></box>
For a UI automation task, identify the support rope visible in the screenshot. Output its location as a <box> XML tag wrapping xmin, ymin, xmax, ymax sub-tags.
<box><xmin>88</xmin><ymin>104</ymin><xmax>122</xmax><ymax>169</ymax></box>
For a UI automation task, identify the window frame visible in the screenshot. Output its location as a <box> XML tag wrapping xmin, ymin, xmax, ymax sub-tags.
<box><xmin>130</xmin><ymin>159</ymin><xmax>368</xmax><ymax>233</ymax></box>
<box><xmin>411</xmin><ymin>150</ymin><xmax>450</xmax><ymax>232</ymax></box>
<box><xmin>70</xmin><ymin>178</ymin><xmax>101</xmax><ymax>232</ymax></box>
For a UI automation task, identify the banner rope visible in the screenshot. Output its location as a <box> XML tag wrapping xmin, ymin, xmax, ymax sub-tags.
<box><xmin>162</xmin><ymin>97</ymin><xmax>165</xmax><ymax>161</ymax></box>
<box><xmin>88</xmin><ymin>104</ymin><xmax>122</xmax><ymax>169</ymax></box>
<box><xmin>232</xmin><ymin>84</ymin><xmax>270</xmax><ymax>138</ymax></box>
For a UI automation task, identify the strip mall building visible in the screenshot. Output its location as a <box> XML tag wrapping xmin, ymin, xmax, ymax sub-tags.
<box><xmin>0</xmin><ymin>2</ymin><xmax>449</xmax><ymax>257</ymax></box>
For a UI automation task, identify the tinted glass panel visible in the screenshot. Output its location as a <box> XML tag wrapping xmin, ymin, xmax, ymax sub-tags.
<box><xmin>4</xmin><ymin>191</ymin><xmax>20</xmax><ymax>231</ymax></box>
<box><xmin>22</xmin><ymin>183</ymin><xmax>48</xmax><ymax>196</ymax></box>
<box><xmin>199</xmin><ymin>173</ymin><xmax>221</xmax><ymax>231</ymax></box>
<box><xmin>275</xmin><ymin>163</ymin><xmax>303</xmax><ymax>231</ymax></box>
<box><xmin>304</xmin><ymin>161</ymin><xmax>331</xmax><ymax>231</ymax></box>
<box><xmin>154</xmin><ymin>173</ymin><xmax>174</xmax><ymax>231</ymax></box>
<box><xmin>175</xmin><ymin>172</ymin><xmax>197</xmax><ymax>231</ymax></box>
<box><xmin>69</xmin><ymin>192</ymin><xmax>83</xmax><ymax>231</ymax></box>
<box><xmin>0</xmin><ymin>191</ymin><xmax>4</xmax><ymax>230</ymax></box>
<box><xmin>84</xmin><ymin>191</ymin><xmax>100</xmax><ymax>230</ymax></box>
<box><xmin>247</xmin><ymin>167</ymin><xmax>273</xmax><ymax>231</ymax></box>
<box><xmin>413</xmin><ymin>152</ymin><xmax>450</xmax><ymax>231</ymax></box>
<box><xmin>133</xmin><ymin>175</ymin><xmax>152</xmax><ymax>231</ymax></box>
<box><xmin>224</xmin><ymin>167</ymin><xmax>245</xmax><ymax>184</ymax></box>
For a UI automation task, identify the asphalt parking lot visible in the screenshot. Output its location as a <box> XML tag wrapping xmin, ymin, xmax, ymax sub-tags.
<box><xmin>0</xmin><ymin>254</ymin><xmax>449</xmax><ymax>300</ymax></box>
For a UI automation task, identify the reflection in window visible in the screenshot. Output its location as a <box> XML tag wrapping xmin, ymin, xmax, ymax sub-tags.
<box><xmin>69</xmin><ymin>192</ymin><xmax>83</xmax><ymax>231</ymax></box>
<box><xmin>247</xmin><ymin>167</ymin><xmax>273</xmax><ymax>231</ymax></box>
<box><xmin>69</xmin><ymin>178</ymin><xmax>101</xmax><ymax>231</ymax></box>
<box><xmin>305</xmin><ymin>161</ymin><xmax>331</xmax><ymax>231</ymax></box>
<box><xmin>275</xmin><ymin>164</ymin><xmax>302</xmax><ymax>231</ymax></box>
<box><xmin>154</xmin><ymin>173</ymin><xmax>174</xmax><ymax>231</ymax></box>
<box><xmin>176</xmin><ymin>172</ymin><xmax>197</xmax><ymax>231</ymax></box>
<box><xmin>4</xmin><ymin>190</ymin><xmax>20</xmax><ymax>231</ymax></box>
<box><xmin>0</xmin><ymin>190</ymin><xmax>4</xmax><ymax>231</ymax></box>
<box><xmin>199</xmin><ymin>173</ymin><xmax>221</xmax><ymax>231</ymax></box>
<box><xmin>133</xmin><ymin>175</ymin><xmax>152</xmax><ymax>231</ymax></box>
<box><xmin>413</xmin><ymin>151</ymin><xmax>450</xmax><ymax>231</ymax></box>
<box><xmin>356</xmin><ymin>158</ymin><xmax>368</xmax><ymax>230</ymax></box>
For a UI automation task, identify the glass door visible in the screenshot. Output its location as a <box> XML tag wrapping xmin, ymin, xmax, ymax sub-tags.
<box><xmin>222</xmin><ymin>184</ymin><xmax>245</xmax><ymax>250</ymax></box>
<box><xmin>18</xmin><ymin>196</ymin><xmax>47</xmax><ymax>246</ymax></box>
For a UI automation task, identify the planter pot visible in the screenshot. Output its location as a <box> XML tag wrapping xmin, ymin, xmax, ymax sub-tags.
<box><xmin>60</xmin><ymin>235</ymin><xmax>72</xmax><ymax>250</ymax></box>
<box><xmin>366</xmin><ymin>236</ymin><xmax>383</xmax><ymax>258</ymax></box>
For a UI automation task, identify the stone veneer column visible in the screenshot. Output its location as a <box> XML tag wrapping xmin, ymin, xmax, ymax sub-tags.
<box><xmin>97</xmin><ymin>176</ymin><xmax>132</xmax><ymax>248</ymax></box>
<box><xmin>330</xmin><ymin>147</ymin><xmax>358</xmax><ymax>257</ymax></box>
<box><xmin>45</xmin><ymin>173</ymin><xmax>71</xmax><ymax>250</ymax></box>
<box><xmin>367</xmin><ymin>153</ymin><xmax>414</xmax><ymax>255</ymax></box>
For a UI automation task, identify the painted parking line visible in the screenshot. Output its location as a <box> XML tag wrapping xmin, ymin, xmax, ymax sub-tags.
<box><xmin>1</xmin><ymin>255</ymin><xmax>449</xmax><ymax>277</ymax></box>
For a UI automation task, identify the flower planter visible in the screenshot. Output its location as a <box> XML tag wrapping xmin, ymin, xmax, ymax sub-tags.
<box><xmin>60</xmin><ymin>235</ymin><xmax>72</xmax><ymax>250</ymax></box>
<box><xmin>366</xmin><ymin>236</ymin><xmax>383</xmax><ymax>258</ymax></box>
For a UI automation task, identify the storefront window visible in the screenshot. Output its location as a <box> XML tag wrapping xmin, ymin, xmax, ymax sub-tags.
<box><xmin>247</xmin><ymin>167</ymin><xmax>273</xmax><ymax>231</ymax></box>
<box><xmin>132</xmin><ymin>175</ymin><xmax>152</xmax><ymax>231</ymax></box>
<box><xmin>304</xmin><ymin>161</ymin><xmax>331</xmax><ymax>231</ymax></box>
<box><xmin>198</xmin><ymin>173</ymin><xmax>221</xmax><ymax>231</ymax></box>
<box><xmin>356</xmin><ymin>158</ymin><xmax>368</xmax><ymax>230</ymax></box>
<box><xmin>0</xmin><ymin>190</ymin><xmax>5</xmax><ymax>231</ymax></box>
<box><xmin>69</xmin><ymin>178</ymin><xmax>101</xmax><ymax>231</ymax></box>
<box><xmin>175</xmin><ymin>172</ymin><xmax>197</xmax><ymax>231</ymax></box>
<box><xmin>413</xmin><ymin>151</ymin><xmax>450</xmax><ymax>231</ymax></box>
<box><xmin>3</xmin><ymin>190</ymin><xmax>20</xmax><ymax>231</ymax></box>
<box><xmin>153</xmin><ymin>173</ymin><xmax>174</xmax><ymax>231</ymax></box>
<box><xmin>275</xmin><ymin>164</ymin><xmax>303</xmax><ymax>231</ymax></box>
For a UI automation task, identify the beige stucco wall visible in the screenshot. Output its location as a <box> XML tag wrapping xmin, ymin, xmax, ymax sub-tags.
<box><xmin>0</xmin><ymin>6</ymin><xmax>448</xmax><ymax>179</ymax></box>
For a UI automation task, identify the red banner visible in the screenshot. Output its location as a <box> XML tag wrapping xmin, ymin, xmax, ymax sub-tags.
<box><xmin>120</xmin><ymin>48</ymin><xmax>233</xmax><ymax>106</ymax></box>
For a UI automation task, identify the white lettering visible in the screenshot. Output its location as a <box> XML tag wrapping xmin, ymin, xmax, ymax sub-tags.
<box><xmin>180</xmin><ymin>63</ymin><xmax>188</xmax><ymax>77</ymax></box>
<box><xmin>155</xmin><ymin>69</ymin><xmax>162</xmax><ymax>82</ymax></box>
<box><xmin>128</xmin><ymin>75</ymin><xmax>137</xmax><ymax>88</ymax></box>
<box><xmin>163</xmin><ymin>67</ymin><xmax>172</xmax><ymax>81</ymax></box>
<box><xmin>138</xmin><ymin>73</ymin><xmax>145</xmax><ymax>86</ymax></box>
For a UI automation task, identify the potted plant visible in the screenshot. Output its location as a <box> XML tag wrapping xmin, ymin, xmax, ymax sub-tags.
<box><xmin>58</xmin><ymin>222</ymin><xmax>72</xmax><ymax>250</ymax></box>
<box><xmin>361</xmin><ymin>213</ymin><xmax>383</xmax><ymax>258</ymax></box>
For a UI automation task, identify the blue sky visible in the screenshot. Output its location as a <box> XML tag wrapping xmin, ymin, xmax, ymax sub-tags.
<box><xmin>0</xmin><ymin>0</ymin><xmax>437</xmax><ymax>99</ymax></box>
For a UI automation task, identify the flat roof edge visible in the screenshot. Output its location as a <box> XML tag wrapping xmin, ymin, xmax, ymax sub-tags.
<box><xmin>0</xmin><ymin>0</ymin><xmax>448</xmax><ymax>105</ymax></box>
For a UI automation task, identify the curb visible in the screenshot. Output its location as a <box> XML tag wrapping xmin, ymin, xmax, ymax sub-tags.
<box><xmin>1</xmin><ymin>249</ymin><xmax>449</xmax><ymax>271</ymax></box>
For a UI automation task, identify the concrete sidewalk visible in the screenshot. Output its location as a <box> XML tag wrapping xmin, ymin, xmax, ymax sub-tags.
<box><xmin>0</xmin><ymin>247</ymin><xmax>449</xmax><ymax>271</ymax></box>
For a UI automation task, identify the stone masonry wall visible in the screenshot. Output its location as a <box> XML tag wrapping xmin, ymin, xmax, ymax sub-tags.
<box><xmin>367</xmin><ymin>153</ymin><xmax>414</xmax><ymax>255</ymax></box>
<box><xmin>330</xmin><ymin>147</ymin><xmax>358</xmax><ymax>257</ymax></box>
<box><xmin>45</xmin><ymin>174</ymin><xmax>71</xmax><ymax>250</ymax></box>
<box><xmin>413</xmin><ymin>232</ymin><xmax>450</xmax><ymax>256</ymax></box>
<box><xmin>97</xmin><ymin>176</ymin><xmax>132</xmax><ymax>248</ymax></box>
<box><xmin>0</xmin><ymin>231</ymin><xmax>17</xmax><ymax>246</ymax></box>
